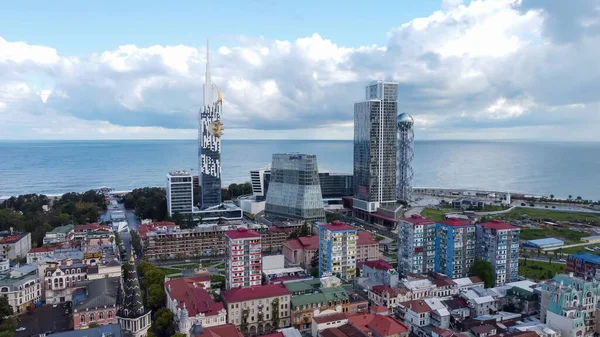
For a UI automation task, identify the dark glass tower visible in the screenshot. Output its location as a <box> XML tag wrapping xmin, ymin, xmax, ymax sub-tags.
<box><xmin>198</xmin><ymin>41</ymin><xmax>223</xmax><ymax>209</ymax></box>
<box><xmin>353</xmin><ymin>81</ymin><xmax>398</xmax><ymax>213</ymax></box>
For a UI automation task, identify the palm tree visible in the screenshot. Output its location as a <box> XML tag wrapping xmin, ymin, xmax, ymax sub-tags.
<box><xmin>569</xmin><ymin>195</ymin><xmax>573</xmax><ymax>200</ymax></box>
<box><xmin>550</xmin><ymin>194</ymin><xmax>555</xmax><ymax>199</ymax></box>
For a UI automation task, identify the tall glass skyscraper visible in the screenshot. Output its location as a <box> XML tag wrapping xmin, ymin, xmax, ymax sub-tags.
<box><xmin>198</xmin><ymin>41</ymin><xmax>223</xmax><ymax>209</ymax></box>
<box><xmin>353</xmin><ymin>81</ymin><xmax>398</xmax><ymax>213</ymax></box>
<box><xmin>265</xmin><ymin>153</ymin><xmax>326</xmax><ymax>222</ymax></box>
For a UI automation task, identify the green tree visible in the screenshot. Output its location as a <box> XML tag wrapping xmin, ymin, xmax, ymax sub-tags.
<box><xmin>310</xmin><ymin>254</ymin><xmax>319</xmax><ymax>278</ymax></box>
<box><xmin>148</xmin><ymin>283</ymin><xmax>167</xmax><ymax>310</ymax></box>
<box><xmin>469</xmin><ymin>259</ymin><xmax>495</xmax><ymax>288</ymax></box>
<box><xmin>0</xmin><ymin>296</ymin><xmax>14</xmax><ymax>319</ymax></box>
<box><xmin>171</xmin><ymin>334</ymin><xmax>187</xmax><ymax>337</ymax></box>
<box><xmin>550</xmin><ymin>194</ymin><xmax>555</xmax><ymax>199</ymax></box>
<box><xmin>300</xmin><ymin>222</ymin><xmax>311</xmax><ymax>236</ymax></box>
<box><xmin>153</xmin><ymin>308</ymin><xmax>175</xmax><ymax>337</ymax></box>
<box><xmin>88</xmin><ymin>322</ymin><xmax>100</xmax><ymax>328</ymax></box>
<box><xmin>130</xmin><ymin>230</ymin><xmax>143</xmax><ymax>256</ymax></box>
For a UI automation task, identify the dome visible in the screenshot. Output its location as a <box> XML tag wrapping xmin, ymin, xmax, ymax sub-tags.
<box><xmin>397</xmin><ymin>112</ymin><xmax>414</xmax><ymax>126</ymax></box>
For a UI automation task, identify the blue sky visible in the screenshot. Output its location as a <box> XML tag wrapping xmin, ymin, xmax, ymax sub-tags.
<box><xmin>0</xmin><ymin>0</ymin><xmax>442</xmax><ymax>55</ymax></box>
<box><xmin>0</xmin><ymin>0</ymin><xmax>599</xmax><ymax>141</ymax></box>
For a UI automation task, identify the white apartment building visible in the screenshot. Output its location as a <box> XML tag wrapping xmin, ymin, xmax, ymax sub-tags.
<box><xmin>397</xmin><ymin>215</ymin><xmax>436</xmax><ymax>275</ymax></box>
<box><xmin>0</xmin><ymin>265</ymin><xmax>42</xmax><ymax>314</ymax></box>
<box><xmin>318</xmin><ymin>221</ymin><xmax>357</xmax><ymax>280</ymax></box>
<box><xmin>225</xmin><ymin>228</ymin><xmax>262</xmax><ymax>289</ymax></box>
<box><xmin>476</xmin><ymin>220</ymin><xmax>520</xmax><ymax>286</ymax></box>
<box><xmin>166</xmin><ymin>170</ymin><xmax>194</xmax><ymax>217</ymax></box>
<box><xmin>44</xmin><ymin>259</ymin><xmax>88</xmax><ymax>304</ymax></box>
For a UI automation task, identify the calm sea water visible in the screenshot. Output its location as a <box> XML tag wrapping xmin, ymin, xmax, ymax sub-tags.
<box><xmin>0</xmin><ymin>140</ymin><xmax>599</xmax><ymax>200</ymax></box>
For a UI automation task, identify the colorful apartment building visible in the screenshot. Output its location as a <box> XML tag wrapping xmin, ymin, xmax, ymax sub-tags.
<box><xmin>397</xmin><ymin>215</ymin><xmax>436</xmax><ymax>275</ymax></box>
<box><xmin>318</xmin><ymin>221</ymin><xmax>357</xmax><ymax>280</ymax></box>
<box><xmin>435</xmin><ymin>218</ymin><xmax>476</xmax><ymax>279</ymax></box>
<box><xmin>225</xmin><ymin>228</ymin><xmax>262</xmax><ymax>289</ymax></box>
<box><xmin>476</xmin><ymin>220</ymin><xmax>520</xmax><ymax>285</ymax></box>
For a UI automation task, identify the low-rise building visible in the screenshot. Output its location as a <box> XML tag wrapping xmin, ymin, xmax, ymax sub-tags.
<box><xmin>461</xmin><ymin>288</ymin><xmax>500</xmax><ymax>317</ymax></box>
<box><xmin>72</xmin><ymin>277</ymin><xmax>120</xmax><ymax>329</ymax></box>
<box><xmin>397</xmin><ymin>300</ymin><xmax>432</xmax><ymax>333</ymax></box>
<box><xmin>44</xmin><ymin>259</ymin><xmax>88</xmax><ymax>304</ymax></box>
<box><xmin>43</xmin><ymin>225</ymin><xmax>75</xmax><ymax>245</ymax></box>
<box><xmin>189</xmin><ymin>324</ymin><xmax>244</xmax><ymax>337</ymax></box>
<box><xmin>222</xmin><ymin>284</ymin><xmax>292</xmax><ymax>335</ymax></box>
<box><xmin>0</xmin><ymin>264</ymin><xmax>42</xmax><ymax>314</ymax></box>
<box><xmin>346</xmin><ymin>313</ymin><xmax>409</xmax><ymax>337</ymax></box>
<box><xmin>566</xmin><ymin>253</ymin><xmax>600</xmax><ymax>280</ymax></box>
<box><xmin>361</xmin><ymin>260</ymin><xmax>399</xmax><ymax>287</ymax></box>
<box><xmin>27</xmin><ymin>247</ymin><xmax>83</xmax><ymax>264</ymax></box>
<box><xmin>49</xmin><ymin>324</ymin><xmax>124</xmax><ymax>337</ymax></box>
<box><xmin>165</xmin><ymin>275</ymin><xmax>227</xmax><ymax>336</ymax></box>
<box><xmin>0</xmin><ymin>231</ymin><xmax>32</xmax><ymax>259</ymax></box>
<box><xmin>312</xmin><ymin>312</ymin><xmax>348</xmax><ymax>337</ymax></box>
<box><xmin>369</xmin><ymin>285</ymin><xmax>401</xmax><ymax>312</ymax></box>
<box><xmin>283</xmin><ymin>236</ymin><xmax>319</xmax><ymax>269</ymax></box>
<box><xmin>356</xmin><ymin>231</ymin><xmax>380</xmax><ymax>263</ymax></box>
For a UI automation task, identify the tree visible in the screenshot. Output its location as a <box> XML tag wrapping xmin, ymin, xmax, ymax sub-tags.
<box><xmin>153</xmin><ymin>308</ymin><xmax>175</xmax><ymax>337</ymax></box>
<box><xmin>310</xmin><ymin>254</ymin><xmax>319</xmax><ymax>278</ymax></box>
<box><xmin>300</xmin><ymin>222</ymin><xmax>311</xmax><ymax>236</ymax></box>
<box><xmin>88</xmin><ymin>322</ymin><xmax>100</xmax><ymax>328</ymax></box>
<box><xmin>550</xmin><ymin>194</ymin><xmax>554</xmax><ymax>199</ymax></box>
<box><xmin>569</xmin><ymin>195</ymin><xmax>573</xmax><ymax>200</ymax></box>
<box><xmin>0</xmin><ymin>296</ymin><xmax>13</xmax><ymax>320</ymax></box>
<box><xmin>288</xmin><ymin>232</ymin><xmax>299</xmax><ymax>240</ymax></box>
<box><xmin>148</xmin><ymin>283</ymin><xmax>166</xmax><ymax>311</ymax></box>
<box><xmin>171</xmin><ymin>334</ymin><xmax>187</xmax><ymax>337</ymax></box>
<box><xmin>130</xmin><ymin>230</ymin><xmax>143</xmax><ymax>256</ymax></box>
<box><xmin>469</xmin><ymin>259</ymin><xmax>495</xmax><ymax>288</ymax></box>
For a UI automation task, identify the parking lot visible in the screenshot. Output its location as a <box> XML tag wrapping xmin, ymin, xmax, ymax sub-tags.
<box><xmin>15</xmin><ymin>304</ymin><xmax>71</xmax><ymax>337</ymax></box>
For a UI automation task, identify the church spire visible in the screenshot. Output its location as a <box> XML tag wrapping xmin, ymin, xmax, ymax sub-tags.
<box><xmin>119</xmin><ymin>250</ymin><xmax>145</xmax><ymax>318</ymax></box>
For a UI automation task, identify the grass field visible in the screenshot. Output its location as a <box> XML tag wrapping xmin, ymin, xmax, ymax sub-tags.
<box><xmin>519</xmin><ymin>259</ymin><xmax>565</xmax><ymax>281</ymax></box>
<box><xmin>158</xmin><ymin>267</ymin><xmax>181</xmax><ymax>275</ymax></box>
<box><xmin>421</xmin><ymin>208</ymin><xmax>447</xmax><ymax>221</ymax></box>
<box><xmin>171</xmin><ymin>264</ymin><xmax>198</xmax><ymax>269</ymax></box>
<box><xmin>494</xmin><ymin>208</ymin><xmax>600</xmax><ymax>223</ymax></box>
<box><xmin>519</xmin><ymin>228</ymin><xmax>587</xmax><ymax>243</ymax></box>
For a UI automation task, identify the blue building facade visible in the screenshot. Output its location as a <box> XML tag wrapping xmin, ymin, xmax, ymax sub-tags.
<box><xmin>434</xmin><ymin>218</ymin><xmax>476</xmax><ymax>279</ymax></box>
<box><xmin>318</xmin><ymin>221</ymin><xmax>357</xmax><ymax>280</ymax></box>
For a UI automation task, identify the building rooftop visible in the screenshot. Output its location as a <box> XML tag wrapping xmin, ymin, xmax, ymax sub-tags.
<box><xmin>439</xmin><ymin>218</ymin><xmax>472</xmax><ymax>227</ymax></box>
<box><xmin>192</xmin><ymin>324</ymin><xmax>243</xmax><ymax>337</ymax></box>
<box><xmin>370</xmin><ymin>305</ymin><xmax>388</xmax><ymax>313</ymax></box>
<box><xmin>313</xmin><ymin>312</ymin><xmax>347</xmax><ymax>324</ymax></box>
<box><xmin>29</xmin><ymin>246</ymin><xmax>56</xmax><ymax>253</ymax></box>
<box><xmin>525</xmin><ymin>238</ymin><xmax>564</xmax><ymax>246</ymax></box>
<box><xmin>165</xmin><ymin>276</ymin><xmax>224</xmax><ymax>317</ymax></box>
<box><xmin>433</xmin><ymin>277</ymin><xmax>457</xmax><ymax>288</ymax></box>
<box><xmin>225</xmin><ymin>227</ymin><xmax>261</xmax><ymax>239</ymax></box>
<box><xmin>74</xmin><ymin>277</ymin><xmax>120</xmax><ymax>311</ymax></box>
<box><xmin>0</xmin><ymin>232</ymin><xmax>27</xmax><ymax>244</ymax></box>
<box><xmin>363</xmin><ymin>259</ymin><xmax>394</xmax><ymax>271</ymax></box>
<box><xmin>321</xmin><ymin>324</ymin><xmax>365</xmax><ymax>337</ymax></box>
<box><xmin>402</xmin><ymin>214</ymin><xmax>435</xmax><ymax>225</ymax></box>
<box><xmin>74</xmin><ymin>223</ymin><xmax>101</xmax><ymax>231</ymax></box>
<box><xmin>478</xmin><ymin>220</ymin><xmax>517</xmax><ymax>230</ymax></box>
<box><xmin>321</xmin><ymin>221</ymin><xmax>355</xmax><ymax>232</ymax></box>
<box><xmin>47</xmin><ymin>224</ymin><xmax>75</xmax><ymax>234</ymax></box>
<box><xmin>568</xmin><ymin>253</ymin><xmax>600</xmax><ymax>264</ymax></box>
<box><xmin>357</xmin><ymin>231</ymin><xmax>378</xmax><ymax>245</ymax></box>
<box><xmin>371</xmin><ymin>285</ymin><xmax>399</xmax><ymax>297</ymax></box>
<box><xmin>168</xmin><ymin>170</ymin><xmax>191</xmax><ymax>176</ymax></box>
<box><xmin>471</xmin><ymin>324</ymin><xmax>496</xmax><ymax>334</ymax></box>
<box><xmin>50</xmin><ymin>324</ymin><xmax>123</xmax><ymax>337</ymax></box>
<box><xmin>400</xmin><ymin>300</ymin><xmax>432</xmax><ymax>313</ymax></box>
<box><xmin>347</xmin><ymin>313</ymin><xmax>408</xmax><ymax>336</ymax></box>
<box><xmin>284</xmin><ymin>235</ymin><xmax>319</xmax><ymax>250</ymax></box>
<box><xmin>222</xmin><ymin>284</ymin><xmax>290</xmax><ymax>303</ymax></box>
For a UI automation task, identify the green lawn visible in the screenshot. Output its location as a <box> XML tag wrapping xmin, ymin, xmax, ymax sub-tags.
<box><xmin>158</xmin><ymin>267</ymin><xmax>181</xmax><ymax>275</ymax></box>
<box><xmin>519</xmin><ymin>259</ymin><xmax>565</xmax><ymax>281</ymax></box>
<box><xmin>494</xmin><ymin>208</ymin><xmax>600</xmax><ymax>223</ymax></box>
<box><xmin>421</xmin><ymin>208</ymin><xmax>448</xmax><ymax>221</ymax></box>
<box><xmin>171</xmin><ymin>264</ymin><xmax>199</xmax><ymax>269</ymax></box>
<box><xmin>481</xmin><ymin>204</ymin><xmax>511</xmax><ymax>212</ymax></box>
<box><xmin>559</xmin><ymin>244</ymin><xmax>600</xmax><ymax>255</ymax></box>
<box><xmin>519</xmin><ymin>228</ymin><xmax>587</xmax><ymax>243</ymax></box>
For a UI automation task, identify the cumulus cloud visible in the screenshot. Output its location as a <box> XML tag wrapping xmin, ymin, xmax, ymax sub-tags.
<box><xmin>1</xmin><ymin>0</ymin><xmax>600</xmax><ymax>140</ymax></box>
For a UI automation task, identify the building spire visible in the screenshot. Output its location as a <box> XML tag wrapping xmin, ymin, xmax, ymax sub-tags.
<box><xmin>203</xmin><ymin>39</ymin><xmax>213</xmax><ymax>106</ymax></box>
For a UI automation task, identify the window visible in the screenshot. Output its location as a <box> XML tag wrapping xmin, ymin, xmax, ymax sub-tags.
<box><xmin>108</xmin><ymin>311</ymin><xmax>112</xmax><ymax>319</ymax></box>
<box><xmin>99</xmin><ymin>312</ymin><xmax>104</xmax><ymax>320</ymax></box>
<box><xmin>90</xmin><ymin>313</ymin><xmax>95</xmax><ymax>321</ymax></box>
<box><xmin>80</xmin><ymin>314</ymin><xmax>86</xmax><ymax>324</ymax></box>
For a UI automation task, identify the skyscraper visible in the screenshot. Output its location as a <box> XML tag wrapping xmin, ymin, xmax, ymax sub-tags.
<box><xmin>166</xmin><ymin>170</ymin><xmax>193</xmax><ymax>217</ymax></box>
<box><xmin>264</xmin><ymin>153</ymin><xmax>326</xmax><ymax>223</ymax></box>
<box><xmin>353</xmin><ymin>81</ymin><xmax>399</xmax><ymax>226</ymax></box>
<box><xmin>396</xmin><ymin>112</ymin><xmax>414</xmax><ymax>203</ymax></box>
<box><xmin>198</xmin><ymin>41</ymin><xmax>223</xmax><ymax>209</ymax></box>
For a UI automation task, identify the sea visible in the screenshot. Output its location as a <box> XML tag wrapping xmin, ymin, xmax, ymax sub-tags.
<box><xmin>0</xmin><ymin>140</ymin><xmax>599</xmax><ymax>200</ymax></box>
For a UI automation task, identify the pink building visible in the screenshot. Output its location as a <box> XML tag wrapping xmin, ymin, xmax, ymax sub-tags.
<box><xmin>72</xmin><ymin>277</ymin><xmax>120</xmax><ymax>329</ymax></box>
<box><xmin>282</xmin><ymin>236</ymin><xmax>319</xmax><ymax>269</ymax></box>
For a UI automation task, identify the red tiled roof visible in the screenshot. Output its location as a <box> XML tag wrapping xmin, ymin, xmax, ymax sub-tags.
<box><xmin>0</xmin><ymin>233</ymin><xmax>27</xmax><ymax>244</ymax></box>
<box><xmin>469</xmin><ymin>276</ymin><xmax>483</xmax><ymax>284</ymax></box>
<box><xmin>313</xmin><ymin>312</ymin><xmax>347</xmax><ymax>324</ymax></box>
<box><xmin>433</xmin><ymin>277</ymin><xmax>457</xmax><ymax>287</ymax></box>
<box><xmin>165</xmin><ymin>276</ymin><xmax>224</xmax><ymax>317</ymax></box>
<box><xmin>321</xmin><ymin>324</ymin><xmax>364</xmax><ymax>337</ymax></box>
<box><xmin>222</xmin><ymin>284</ymin><xmax>290</xmax><ymax>303</ymax></box>
<box><xmin>370</xmin><ymin>305</ymin><xmax>388</xmax><ymax>313</ymax></box>
<box><xmin>29</xmin><ymin>246</ymin><xmax>56</xmax><ymax>253</ymax></box>
<box><xmin>433</xmin><ymin>327</ymin><xmax>470</xmax><ymax>337</ymax></box>
<box><xmin>74</xmin><ymin>223</ymin><xmax>100</xmax><ymax>231</ymax></box>
<box><xmin>478</xmin><ymin>220</ymin><xmax>517</xmax><ymax>230</ymax></box>
<box><xmin>298</xmin><ymin>236</ymin><xmax>320</xmax><ymax>250</ymax></box>
<box><xmin>193</xmin><ymin>324</ymin><xmax>243</xmax><ymax>337</ymax></box>
<box><xmin>226</xmin><ymin>228</ymin><xmax>261</xmax><ymax>239</ymax></box>
<box><xmin>347</xmin><ymin>313</ymin><xmax>408</xmax><ymax>337</ymax></box>
<box><xmin>439</xmin><ymin>218</ymin><xmax>472</xmax><ymax>227</ymax></box>
<box><xmin>138</xmin><ymin>221</ymin><xmax>178</xmax><ymax>239</ymax></box>
<box><xmin>363</xmin><ymin>259</ymin><xmax>393</xmax><ymax>271</ymax></box>
<box><xmin>357</xmin><ymin>231</ymin><xmax>378</xmax><ymax>246</ymax></box>
<box><xmin>402</xmin><ymin>214</ymin><xmax>435</xmax><ymax>225</ymax></box>
<box><xmin>371</xmin><ymin>285</ymin><xmax>399</xmax><ymax>297</ymax></box>
<box><xmin>400</xmin><ymin>300</ymin><xmax>432</xmax><ymax>313</ymax></box>
<box><xmin>367</xmin><ymin>314</ymin><xmax>408</xmax><ymax>336</ymax></box>
<box><xmin>321</xmin><ymin>220</ymin><xmax>355</xmax><ymax>231</ymax></box>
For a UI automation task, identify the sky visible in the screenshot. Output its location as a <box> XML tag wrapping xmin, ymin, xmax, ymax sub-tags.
<box><xmin>1</xmin><ymin>0</ymin><xmax>599</xmax><ymax>141</ymax></box>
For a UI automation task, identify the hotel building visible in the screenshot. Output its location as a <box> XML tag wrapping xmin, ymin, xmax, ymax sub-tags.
<box><xmin>166</xmin><ymin>170</ymin><xmax>194</xmax><ymax>217</ymax></box>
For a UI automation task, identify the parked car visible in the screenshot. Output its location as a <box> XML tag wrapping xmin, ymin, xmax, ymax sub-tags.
<box><xmin>16</xmin><ymin>327</ymin><xmax>26</xmax><ymax>332</ymax></box>
<box><xmin>559</xmin><ymin>259</ymin><xmax>566</xmax><ymax>263</ymax></box>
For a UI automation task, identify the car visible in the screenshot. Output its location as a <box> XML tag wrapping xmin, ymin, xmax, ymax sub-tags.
<box><xmin>15</xmin><ymin>327</ymin><xmax>26</xmax><ymax>332</ymax></box>
<box><xmin>52</xmin><ymin>303</ymin><xmax>58</xmax><ymax>307</ymax></box>
<box><xmin>559</xmin><ymin>259</ymin><xmax>566</xmax><ymax>263</ymax></box>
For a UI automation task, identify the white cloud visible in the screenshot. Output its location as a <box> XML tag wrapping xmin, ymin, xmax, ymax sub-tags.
<box><xmin>0</xmin><ymin>0</ymin><xmax>599</xmax><ymax>140</ymax></box>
